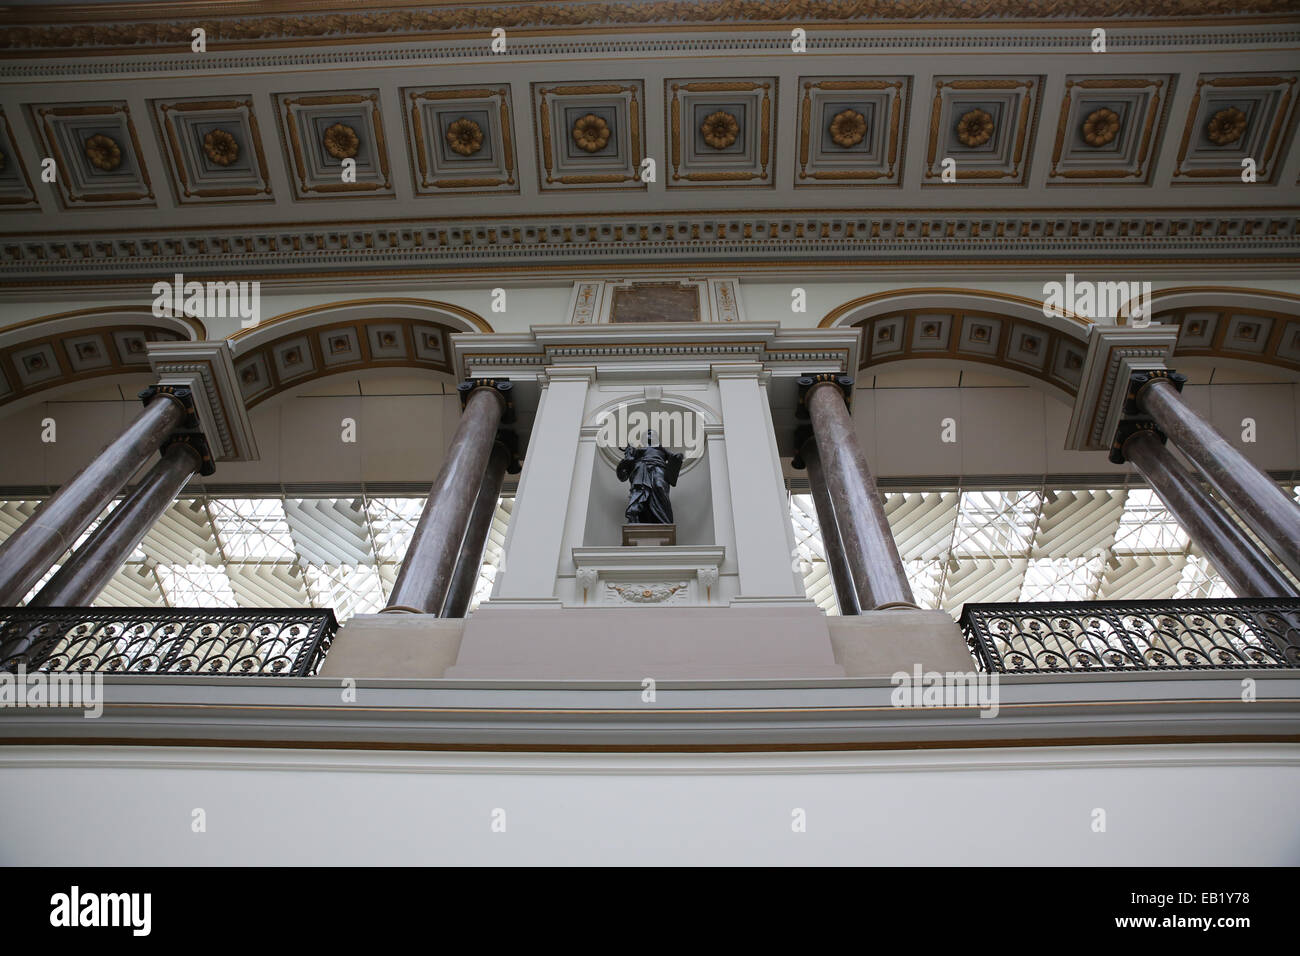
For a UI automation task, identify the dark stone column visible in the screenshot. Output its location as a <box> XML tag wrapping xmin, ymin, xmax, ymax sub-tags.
<box><xmin>0</xmin><ymin>388</ymin><xmax>191</xmax><ymax>606</ymax></box>
<box><xmin>441</xmin><ymin>439</ymin><xmax>513</xmax><ymax>618</ymax></box>
<box><xmin>384</xmin><ymin>380</ymin><xmax>511</xmax><ymax>614</ymax></box>
<box><xmin>1137</xmin><ymin>374</ymin><xmax>1300</xmax><ymax>579</ymax></box>
<box><xmin>794</xmin><ymin>434</ymin><xmax>860</xmax><ymax>615</ymax></box>
<box><xmin>801</xmin><ymin>375</ymin><xmax>916</xmax><ymax>610</ymax></box>
<box><xmin>1121</xmin><ymin>426</ymin><xmax>1294</xmax><ymax>597</ymax></box>
<box><xmin>29</xmin><ymin>440</ymin><xmax>203</xmax><ymax>608</ymax></box>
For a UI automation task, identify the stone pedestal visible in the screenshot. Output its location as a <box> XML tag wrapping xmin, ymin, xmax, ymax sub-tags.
<box><xmin>622</xmin><ymin>524</ymin><xmax>676</xmax><ymax>547</ymax></box>
<box><xmin>827</xmin><ymin>610</ymin><xmax>976</xmax><ymax>677</ymax></box>
<box><xmin>446</xmin><ymin>605</ymin><xmax>844</xmax><ymax>679</ymax></box>
<box><xmin>319</xmin><ymin>614</ymin><xmax>465</xmax><ymax>679</ymax></box>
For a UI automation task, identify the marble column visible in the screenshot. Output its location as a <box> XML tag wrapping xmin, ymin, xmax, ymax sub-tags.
<box><xmin>803</xmin><ymin>377</ymin><xmax>916</xmax><ymax>610</ymax></box>
<box><xmin>1137</xmin><ymin>375</ymin><xmax>1300</xmax><ymax>579</ymax></box>
<box><xmin>29</xmin><ymin>440</ymin><xmax>203</xmax><ymax>608</ymax></box>
<box><xmin>384</xmin><ymin>381</ymin><xmax>510</xmax><ymax>614</ymax></box>
<box><xmin>797</xmin><ymin>435</ymin><xmax>861</xmax><ymax>615</ymax></box>
<box><xmin>441</xmin><ymin>439</ymin><xmax>511</xmax><ymax>618</ymax></box>
<box><xmin>0</xmin><ymin>388</ymin><xmax>190</xmax><ymax>606</ymax></box>
<box><xmin>1122</xmin><ymin>427</ymin><xmax>1294</xmax><ymax>597</ymax></box>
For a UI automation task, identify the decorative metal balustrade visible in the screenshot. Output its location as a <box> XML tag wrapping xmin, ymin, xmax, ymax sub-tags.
<box><xmin>961</xmin><ymin>599</ymin><xmax>1300</xmax><ymax>673</ymax></box>
<box><xmin>0</xmin><ymin>607</ymin><xmax>337</xmax><ymax>677</ymax></box>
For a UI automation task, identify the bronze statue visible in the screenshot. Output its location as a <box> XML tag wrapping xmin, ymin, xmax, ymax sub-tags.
<box><xmin>617</xmin><ymin>429</ymin><xmax>683</xmax><ymax>524</ymax></box>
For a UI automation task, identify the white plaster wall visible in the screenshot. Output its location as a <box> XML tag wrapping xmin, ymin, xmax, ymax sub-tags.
<box><xmin>1</xmin><ymin>744</ymin><xmax>1296</xmax><ymax>865</ymax></box>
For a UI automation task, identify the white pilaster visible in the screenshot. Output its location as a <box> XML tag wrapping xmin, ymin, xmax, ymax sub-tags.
<box><xmin>493</xmin><ymin>366</ymin><xmax>596</xmax><ymax>602</ymax></box>
<box><xmin>713</xmin><ymin>363</ymin><xmax>807</xmax><ymax>601</ymax></box>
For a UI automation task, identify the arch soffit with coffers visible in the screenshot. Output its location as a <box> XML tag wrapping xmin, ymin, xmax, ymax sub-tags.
<box><xmin>226</xmin><ymin>298</ymin><xmax>494</xmax><ymax>409</ymax></box>
<box><xmin>0</xmin><ymin>305</ymin><xmax>204</xmax><ymax>410</ymax></box>
<box><xmin>820</xmin><ymin>290</ymin><xmax>1093</xmax><ymax>400</ymax></box>
<box><xmin>1137</xmin><ymin>288</ymin><xmax>1300</xmax><ymax>374</ymax></box>
<box><xmin>821</xmin><ymin>287</ymin><xmax>1300</xmax><ymax>395</ymax></box>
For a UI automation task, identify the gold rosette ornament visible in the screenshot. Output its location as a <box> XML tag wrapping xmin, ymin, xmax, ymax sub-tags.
<box><xmin>323</xmin><ymin>122</ymin><xmax>360</xmax><ymax>159</ymax></box>
<box><xmin>203</xmin><ymin>128</ymin><xmax>240</xmax><ymax>166</ymax></box>
<box><xmin>829</xmin><ymin>108</ymin><xmax>867</xmax><ymax>148</ymax></box>
<box><xmin>700</xmin><ymin>110</ymin><xmax>739</xmax><ymax>149</ymax></box>
<box><xmin>955</xmin><ymin>108</ymin><xmax>994</xmax><ymax>148</ymax></box>
<box><xmin>571</xmin><ymin>113</ymin><xmax>611</xmax><ymax>153</ymax></box>
<box><xmin>446</xmin><ymin>117</ymin><xmax>484</xmax><ymax>156</ymax></box>
<box><xmin>1206</xmin><ymin>107</ymin><xmax>1247</xmax><ymax>146</ymax></box>
<box><xmin>84</xmin><ymin>134</ymin><xmax>122</xmax><ymax>170</ymax></box>
<box><xmin>1081</xmin><ymin>107</ymin><xmax>1120</xmax><ymax>147</ymax></box>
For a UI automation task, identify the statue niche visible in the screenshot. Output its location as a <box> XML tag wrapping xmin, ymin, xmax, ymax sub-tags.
<box><xmin>616</xmin><ymin>428</ymin><xmax>683</xmax><ymax>524</ymax></box>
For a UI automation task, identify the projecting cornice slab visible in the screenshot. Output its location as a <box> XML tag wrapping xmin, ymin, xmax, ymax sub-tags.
<box><xmin>146</xmin><ymin>340</ymin><xmax>260</xmax><ymax>462</ymax></box>
<box><xmin>1065</xmin><ymin>325</ymin><xmax>1179</xmax><ymax>453</ymax></box>
<box><xmin>453</xmin><ymin>322</ymin><xmax>860</xmax><ymax>381</ymax></box>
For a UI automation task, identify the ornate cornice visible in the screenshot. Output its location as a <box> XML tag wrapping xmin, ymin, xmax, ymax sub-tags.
<box><xmin>3</xmin><ymin>208</ymin><xmax>1296</xmax><ymax>282</ymax></box>
<box><xmin>1</xmin><ymin>1</ymin><xmax>1295</xmax><ymax>57</ymax></box>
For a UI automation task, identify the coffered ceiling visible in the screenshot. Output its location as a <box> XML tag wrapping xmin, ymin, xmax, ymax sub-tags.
<box><xmin>0</xmin><ymin>0</ymin><xmax>1297</xmax><ymax>288</ymax></box>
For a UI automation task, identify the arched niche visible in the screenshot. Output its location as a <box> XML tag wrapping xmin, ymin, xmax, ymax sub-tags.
<box><xmin>0</xmin><ymin>305</ymin><xmax>202</xmax><ymax>414</ymax></box>
<box><xmin>228</xmin><ymin>298</ymin><xmax>491</xmax><ymax>409</ymax></box>
<box><xmin>581</xmin><ymin>392</ymin><xmax>718</xmax><ymax>549</ymax></box>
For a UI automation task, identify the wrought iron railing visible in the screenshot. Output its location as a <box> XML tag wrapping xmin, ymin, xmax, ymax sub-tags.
<box><xmin>961</xmin><ymin>599</ymin><xmax>1300</xmax><ymax>673</ymax></box>
<box><xmin>0</xmin><ymin>607</ymin><xmax>337</xmax><ymax>677</ymax></box>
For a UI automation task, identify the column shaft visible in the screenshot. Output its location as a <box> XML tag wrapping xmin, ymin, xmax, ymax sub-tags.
<box><xmin>1123</xmin><ymin>430</ymin><xmax>1293</xmax><ymax>597</ymax></box>
<box><xmin>441</xmin><ymin>440</ymin><xmax>510</xmax><ymax>618</ymax></box>
<box><xmin>805</xmin><ymin>382</ymin><xmax>915</xmax><ymax>609</ymax></box>
<box><xmin>385</xmin><ymin>385</ymin><xmax>506</xmax><ymax>613</ymax></box>
<box><xmin>0</xmin><ymin>394</ymin><xmax>187</xmax><ymax>606</ymax></box>
<box><xmin>1139</xmin><ymin>378</ymin><xmax>1300</xmax><ymax>578</ymax></box>
<box><xmin>801</xmin><ymin>438</ymin><xmax>861</xmax><ymax>615</ymax></box>
<box><xmin>29</xmin><ymin>442</ymin><xmax>202</xmax><ymax>608</ymax></box>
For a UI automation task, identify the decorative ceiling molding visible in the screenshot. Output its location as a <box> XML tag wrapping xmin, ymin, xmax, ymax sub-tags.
<box><xmin>27</xmin><ymin>100</ymin><xmax>155</xmax><ymax>208</ymax></box>
<box><xmin>1172</xmin><ymin>72</ymin><xmax>1300</xmax><ymax>184</ymax></box>
<box><xmin>796</xmin><ymin>76</ymin><xmax>910</xmax><ymax>187</ymax></box>
<box><xmin>923</xmin><ymin>76</ymin><xmax>1043</xmax><ymax>186</ymax></box>
<box><xmin>1047</xmin><ymin>75</ymin><xmax>1175</xmax><ymax>186</ymax></box>
<box><xmin>402</xmin><ymin>85</ymin><xmax>517</xmax><ymax>195</ymax></box>
<box><xmin>152</xmin><ymin>96</ymin><xmax>274</xmax><ymax>204</ymax></box>
<box><xmin>0</xmin><ymin>108</ymin><xmax>37</xmax><ymax>208</ymax></box>
<box><xmin>532</xmin><ymin>80</ymin><xmax>645</xmax><ymax>191</ymax></box>
<box><xmin>1</xmin><ymin>1</ymin><xmax>1294</xmax><ymax>57</ymax></box>
<box><xmin>3</xmin><ymin>209</ymin><xmax>1296</xmax><ymax>282</ymax></box>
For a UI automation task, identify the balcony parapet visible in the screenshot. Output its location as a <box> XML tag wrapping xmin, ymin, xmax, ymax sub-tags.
<box><xmin>0</xmin><ymin>607</ymin><xmax>337</xmax><ymax>677</ymax></box>
<box><xmin>961</xmin><ymin>598</ymin><xmax>1300</xmax><ymax>673</ymax></box>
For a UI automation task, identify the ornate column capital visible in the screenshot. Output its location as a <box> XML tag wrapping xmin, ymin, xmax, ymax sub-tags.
<box><xmin>1109</xmin><ymin>419</ymin><xmax>1166</xmax><ymax>465</ymax></box>
<box><xmin>1124</xmin><ymin>368</ymin><xmax>1187</xmax><ymax>415</ymax></box>
<box><xmin>796</xmin><ymin>372</ymin><xmax>853</xmax><ymax>419</ymax></box>
<box><xmin>458</xmin><ymin>377</ymin><xmax>515</xmax><ymax>423</ymax></box>
<box><xmin>159</xmin><ymin>432</ymin><xmax>215</xmax><ymax>477</ymax></box>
